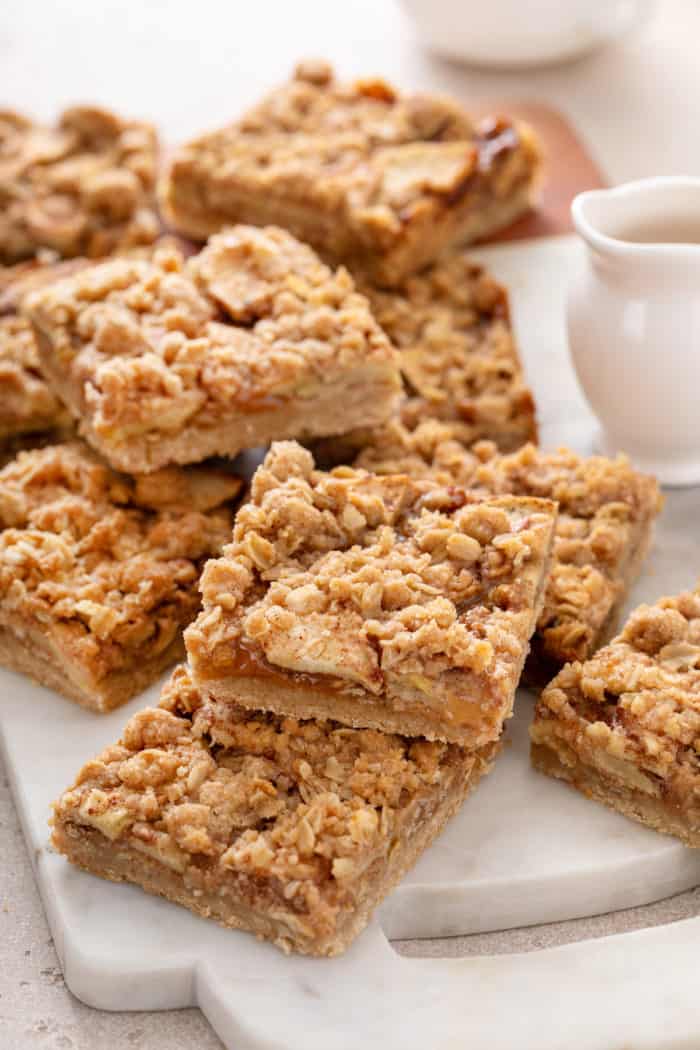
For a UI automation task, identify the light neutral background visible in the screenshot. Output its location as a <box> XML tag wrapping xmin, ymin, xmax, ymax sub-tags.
<box><xmin>1</xmin><ymin>1</ymin><xmax>700</xmax><ymax>1046</ymax></box>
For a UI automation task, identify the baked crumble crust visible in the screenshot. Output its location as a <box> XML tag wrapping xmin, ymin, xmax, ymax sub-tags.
<box><xmin>0</xmin><ymin>255</ymin><xmax>90</xmax><ymax>451</ymax></box>
<box><xmin>0</xmin><ymin>106</ymin><xmax>160</xmax><ymax>263</ymax></box>
<box><xmin>161</xmin><ymin>61</ymin><xmax>542</xmax><ymax>285</ymax></box>
<box><xmin>0</xmin><ymin>442</ymin><xmax>241</xmax><ymax>710</ymax></box>
<box><xmin>355</xmin><ymin>420</ymin><xmax>663</xmax><ymax>676</ymax></box>
<box><xmin>0</xmin><ymin>238</ymin><xmax>188</xmax><ymax>315</ymax></box>
<box><xmin>185</xmin><ymin>440</ymin><xmax>557</xmax><ymax>745</ymax></box>
<box><xmin>0</xmin><ymin>244</ymin><xmax>185</xmax><ymax>454</ymax></box>
<box><xmin>361</xmin><ymin>250</ymin><xmax>536</xmax><ymax>450</ymax></box>
<box><xmin>0</xmin><ymin>255</ymin><xmax>92</xmax><ymax>314</ymax></box>
<box><xmin>0</xmin><ymin>313</ymin><xmax>70</xmax><ymax>442</ymax></box>
<box><xmin>24</xmin><ymin>226</ymin><xmax>401</xmax><ymax>473</ymax></box>
<box><xmin>531</xmin><ymin>586</ymin><xmax>700</xmax><ymax>845</ymax></box>
<box><xmin>51</xmin><ymin>663</ymin><xmax>498</xmax><ymax>955</ymax></box>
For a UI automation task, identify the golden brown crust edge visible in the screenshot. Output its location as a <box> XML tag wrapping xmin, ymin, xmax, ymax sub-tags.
<box><xmin>0</xmin><ymin>105</ymin><xmax>160</xmax><ymax>264</ymax></box>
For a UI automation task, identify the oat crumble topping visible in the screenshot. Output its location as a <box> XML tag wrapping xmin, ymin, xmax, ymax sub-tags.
<box><xmin>359</xmin><ymin>252</ymin><xmax>536</xmax><ymax>447</ymax></box>
<box><xmin>356</xmin><ymin>420</ymin><xmax>662</xmax><ymax>667</ymax></box>
<box><xmin>0</xmin><ymin>442</ymin><xmax>239</xmax><ymax>684</ymax></box>
<box><xmin>0</xmin><ymin>255</ymin><xmax>93</xmax><ymax>314</ymax></box>
<box><xmin>0</xmin><ymin>256</ymin><xmax>91</xmax><ymax>447</ymax></box>
<box><xmin>0</xmin><ymin>314</ymin><xmax>69</xmax><ymax>441</ymax></box>
<box><xmin>0</xmin><ymin>106</ymin><xmax>160</xmax><ymax>263</ymax></box>
<box><xmin>0</xmin><ymin>239</ymin><xmax>187</xmax><ymax>316</ymax></box>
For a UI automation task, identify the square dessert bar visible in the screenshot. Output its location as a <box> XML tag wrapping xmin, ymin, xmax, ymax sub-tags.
<box><xmin>0</xmin><ymin>105</ymin><xmax>160</xmax><ymax>263</ymax></box>
<box><xmin>364</xmin><ymin>250</ymin><xmax>536</xmax><ymax>450</ymax></box>
<box><xmin>0</xmin><ymin>442</ymin><xmax>241</xmax><ymax>711</ymax></box>
<box><xmin>531</xmin><ymin>586</ymin><xmax>700</xmax><ymax>845</ymax></box>
<box><xmin>355</xmin><ymin>421</ymin><xmax>663</xmax><ymax>682</ymax></box>
<box><xmin>162</xmin><ymin>60</ymin><xmax>542</xmax><ymax>286</ymax></box>
<box><xmin>185</xmin><ymin>441</ymin><xmax>557</xmax><ymax>746</ymax></box>
<box><xmin>24</xmin><ymin>226</ymin><xmax>401</xmax><ymax>474</ymax></box>
<box><xmin>312</xmin><ymin>251</ymin><xmax>536</xmax><ymax>466</ymax></box>
<box><xmin>52</xmin><ymin>664</ymin><xmax>499</xmax><ymax>956</ymax></box>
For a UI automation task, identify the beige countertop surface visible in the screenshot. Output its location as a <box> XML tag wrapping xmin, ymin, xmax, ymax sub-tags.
<box><xmin>2</xmin><ymin>0</ymin><xmax>700</xmax><ymax>1046</ymax></box>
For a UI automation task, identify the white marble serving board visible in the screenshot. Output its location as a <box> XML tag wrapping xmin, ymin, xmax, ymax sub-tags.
<box><xmin>2</xmin><ymin>233</ymin><xmax>699</xmax><ymax>1049</ymax></box>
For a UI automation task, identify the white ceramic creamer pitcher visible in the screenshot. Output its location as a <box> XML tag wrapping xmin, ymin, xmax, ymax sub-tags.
<box><xmin>567</xmin><ymin>177</ymin><xmax>700</xmax><ymax>487</ymax></box>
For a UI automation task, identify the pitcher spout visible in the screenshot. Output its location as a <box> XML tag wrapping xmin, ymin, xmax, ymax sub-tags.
<box><xmin>572</xmin><ymin>177</ymin><xmax>700</xmax><ymax>273</ymax></box>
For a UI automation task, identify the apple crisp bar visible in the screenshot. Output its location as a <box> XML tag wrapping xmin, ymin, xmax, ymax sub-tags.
<box><xmin>0</xmin><ymin>442</ymin><xmax>241</xmax><ymax>711</ymax></box>
<box><xmin>364</xmin><ymin>250</ymin><xmax>536</xmax><ymax>447</ymax></box>
<box><xmin>0</xmin><ymin>105</ymin><xmax>160</xmax><ymax>263</ymax></box>
<box><xmin>161</xmin><ymin>60</ymin><xmax>542</xmax><ymax>286</ymax></box>
<box><xmin>531</xmin><ymin>586</ymin><xmax>700</xmax><ymax>845</ymax></box>
<box><xmin>355</xmin><ymin>421</ymin><xmax>663</xmax><ymax>682</ymax></box>
<box><xmin>51</xmin><ymin>664</ymin><xmax>498</xmax><ymax>955</ymax></box>
<box><xmin>185</xmin><ymin>441</ymin><xmax>557</xmax><ymax>746</ymax></box>
<box><xmin>314</xmin><ymin>249</ymin><xmax>537</xmax><ymax>464</ymax></box>
<box><xmin>24</xmin><ymin>227</ymin><xmax>401</xmax><ymax>474</ymax></box>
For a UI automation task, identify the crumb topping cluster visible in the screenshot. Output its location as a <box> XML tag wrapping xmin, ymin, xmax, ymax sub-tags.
<box><xmin>0</xmin><ymin>315</ymin><xmax>69</xmax><ymax>440</ymax></box>
<box><xmin>187</xmin><ymin>441</ymin><xmax>554</xmax><ymax>699</ymax></box>
<box><xmin>0</xmin><ymin>443</ymin><xmax>239</xmax><ymax>678</ymax></box>
<box><xmin>0</xmin><ymin>106</ymin><xmax>160</xmax><ymax>262</ymax></box>
<box><xmin>535</xmin><ymin>587</ymin><xmax>700</xmax><ymax>791</ymax></box>
<box><xmin>25</xmin><ymin>226</ymin><xmax>396</xmax><ymax>447</ymax></box>
<box><xmin>0</xmin><ymin>256</ymin><xmax>92</xmax><ymax>443</ymax></box>
<box><xmin>0</xmin><ymin>241</ymin><xmax>183</xmax><ymax>315</ymax></box>
<box><xmin>356</xmin><ymin>421</ymin><xmax>662</xmax><ymax>664</ymax></box>
<box><xmin>360</xmin><ymin>253</ymin><xmax>535</xmax><ymax>442</ymax></box>
<box><xmin>237</xmin><ymin>59</ymin><xmax>473</xmax><ymax>142</ymax></box>
<box><xmin>167</xmin><ymin>61</ymin><xmax>537</xmax><ymax>266</ymax></box>
<box><xmin>53</xmin><ymin>664</ymin><xmax>462</xmax><ymax>922</ymax></box>
<box><xmin>0</xmin><ymin>255</ymin><xmax>91</xmax><ymax>314</ymax></box>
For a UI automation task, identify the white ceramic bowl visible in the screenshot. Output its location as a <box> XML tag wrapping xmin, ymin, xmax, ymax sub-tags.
<box><xmin>399</xmin><ymin>0</ymin><xmax>656</xmax><ymax>69</ymax></box>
